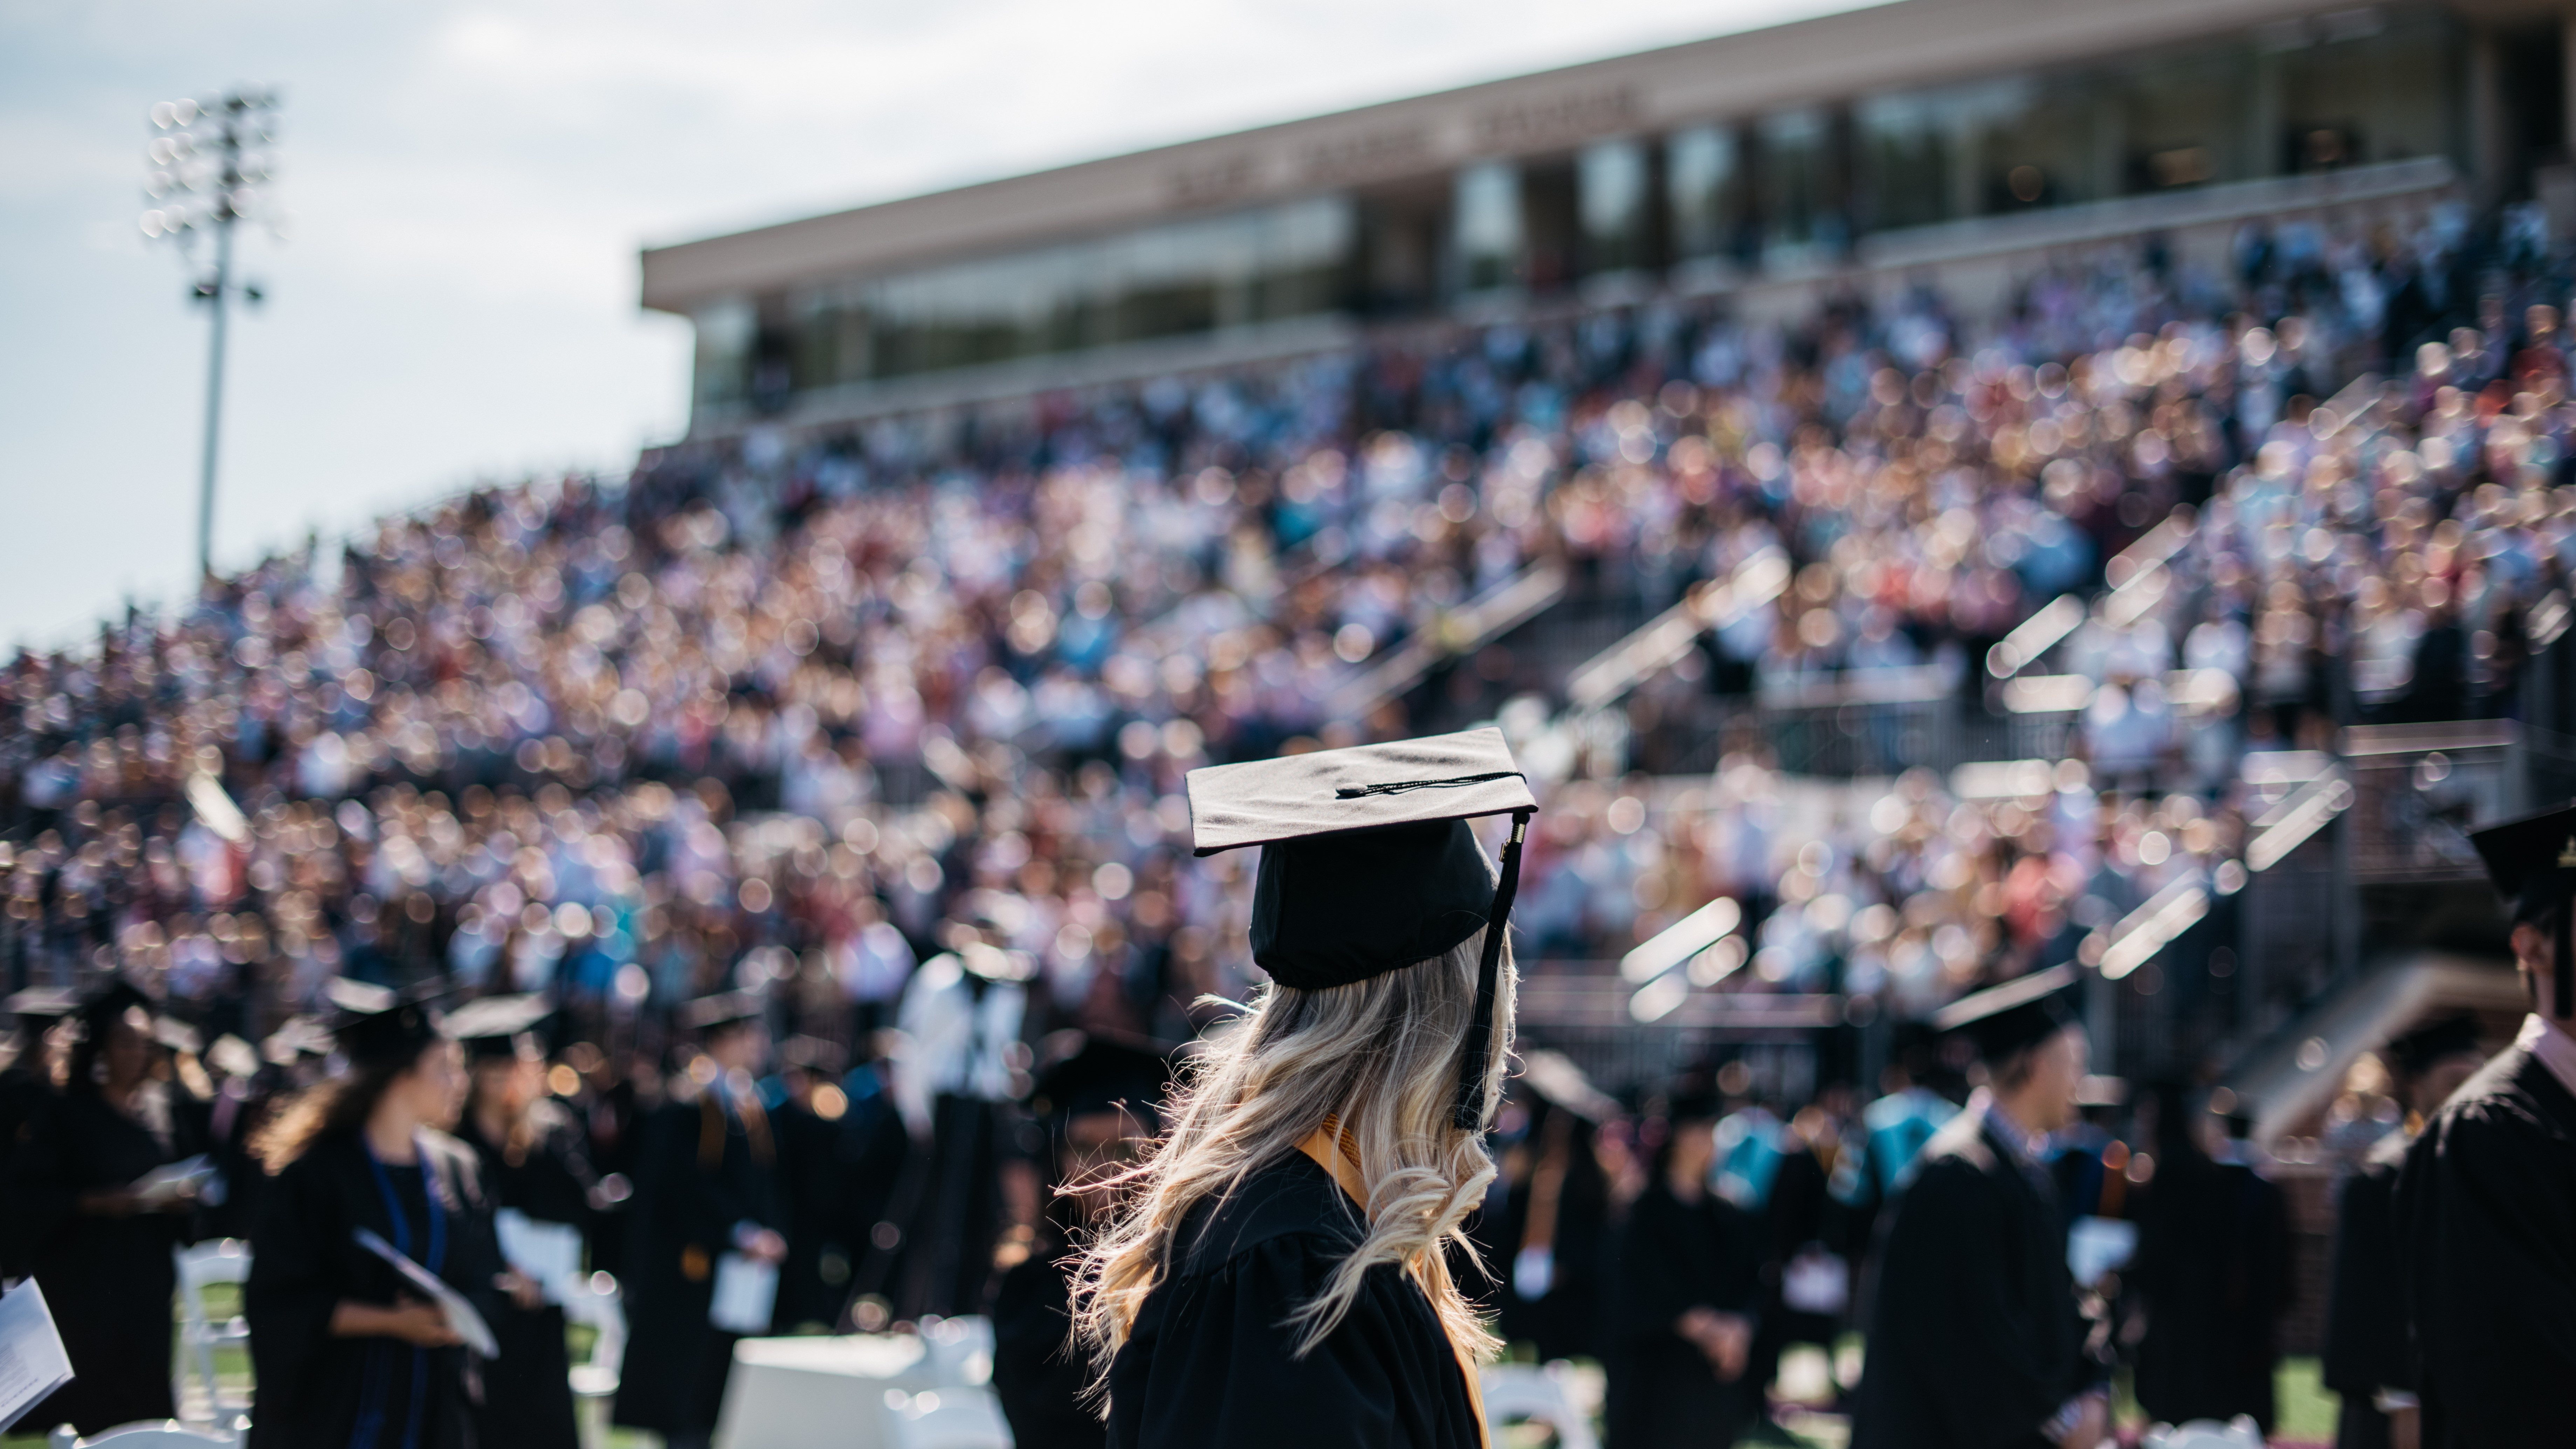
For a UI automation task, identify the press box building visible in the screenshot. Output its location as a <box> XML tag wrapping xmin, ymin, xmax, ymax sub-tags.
<box><xmin>642</xmin><ymin>0</ymin><xmax>2576</xmax><ymax>435</ymax></box>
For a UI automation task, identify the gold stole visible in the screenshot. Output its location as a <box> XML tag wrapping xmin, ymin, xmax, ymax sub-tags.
<box><xmin>1295</xmin><ymin>1115</ymin><xmax>1491</xmax><ymax>1449</ymax></box>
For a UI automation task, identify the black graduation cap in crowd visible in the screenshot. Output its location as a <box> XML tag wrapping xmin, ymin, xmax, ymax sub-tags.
<box><xmin>1186</xmin><ymin>727</ymin><xmax>1538</xmax><ymax>1131</ymax></box>
<box><xmin>81</xmin><ymin>979</ymin><xmax>153</xmax><ymax>1034</ymax></box>
<box><xmin>327</xmin><ymin>976</ymin><xmax>446</xmax><ymax>1068</ymax></box>
<box><xmin>1029</xmin><ymin>1037</ymin><xmax>1171</xmax><ymax>1129</ymax></box>
<box><xmin>2470</xmin><ymin>801</ymin><xmax>2576</xmax><ymax>1016</ymax></box>
<box><xmin>1933</xmin><ymin>963</ymin><xmax>2082</xmax><ymax>1061</ymax></box>
<box><xmin>444</xmin><ymin>994</ymin><xmax>551</xmax><ymax>1063</ymax></box>
<box><xmin>2385</xmin><ymin>1012</ymin><xmax>2486</xmax><ymax>1078</ymax></box>
<box><xmin>5</xmin><ymin>986</ymin><xmax>80</xmax><ymax>1034</ymax></box>
<box><xmin>678</xmin><ymin>989</ymin><xmax>765</xmax><ymax>1034</ymax></box>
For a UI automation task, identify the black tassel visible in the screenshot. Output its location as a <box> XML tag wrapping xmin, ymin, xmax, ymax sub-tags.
<box><xmin>1453</xmin><ymin>809</ymin><xmax>1532</xmax><ymax>1132</ymax></box>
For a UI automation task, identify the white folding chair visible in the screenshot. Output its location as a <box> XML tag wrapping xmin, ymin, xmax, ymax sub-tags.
<box><xmin>49</xmin><ymin>1421</ymin><xmax>241</xmax><ymax>1448</ymax></box>
<box><xmin>2144</xmin><ymin>1419</ymin><xmax>2265</xmax><ymax>1449</ymax></box>
<box><xmin>1479</xmin><ymin>1361</ymin><xmax>1600</xmax><ymax>1449</ymax></box>
<box><xmin>880</xmin><ymin>1387</ymin><xmax>1013</xmax><ymax>1449</ymax></box>
<box><xmin>170</xmin><ymin>1240</ymin><xmax>253</xmax><ymax>1428</ymax></box>
<box><xmin>915</xmin><ymin>1315</ymin><xmax>994</xmax><ymax>1387</ymax></box>
<box><xmin>558</xmin><ymin>1271</ymin><xmax>627</xmax><ymax>1449</ymax></box>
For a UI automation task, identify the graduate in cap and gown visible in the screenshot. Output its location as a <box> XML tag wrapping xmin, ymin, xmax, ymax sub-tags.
<box><xmin>8</xmin><ymin>980</ymin><xmax>214</xmax><ymax>1434</ymax></box>
<box><xmin>1603</xmin><ymin>1075</ymin><xmax>1761</xmax><ymax>1449</ymax></box>
<box><xmin>0</xmin><ymin>986</ymin><xmax>77</xmax><ymax>1277</ymax></box>
<box><xmin>1077</xmin><ymin>727</ymin><xmax>1538</xmax><ymax>1449</ymax></box>
<box><xmin>993</xmin><ymin>1036</ymin><xmax>1170</xmax><ymax>1449</ymax></box>
<box><xmin>613</xmin><ymin>989</ymin><xmax>784</xmax><ymax>1449</ymax></box>
<box><xmin>2392</xmin><ymin>803</ymin><xmax>2576</xmax><ymax>1448</ymax></box>
<box><xmin>2322</xmin><ymin>1014</ymin><xmax>2485</xmax><ymax>1449</ymax></box>
<box><xmin>243</xmin><ymin>979</ymin><xmax>512</xmax><ymax>1449</ymax></box>
<box><xmin>450</xmin><ymin>994</ymin><xmax>596</xmax><ymax>1449</ymax></box>
<box><xmin>1850</xmin><ymin>966</ymin><xmax>2106</xmax><ymax>1449</ymax></box>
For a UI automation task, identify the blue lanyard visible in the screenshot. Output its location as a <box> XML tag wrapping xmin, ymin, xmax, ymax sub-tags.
<box><xmin>362</xmin><ymin>1132</ymin><xmax>447</xmax><ymax>1276</ymax></box>
<box><xmin>356</xmin><ymin>1132</ymin><xmax>446</xmax><ymax>1449</ymax></box>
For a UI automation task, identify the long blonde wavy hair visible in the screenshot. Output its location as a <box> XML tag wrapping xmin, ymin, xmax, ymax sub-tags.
<box><xmin>1072</xmin><ymin>928</ymin><xmax>1515</xmax><ymax>1369</ymax></box>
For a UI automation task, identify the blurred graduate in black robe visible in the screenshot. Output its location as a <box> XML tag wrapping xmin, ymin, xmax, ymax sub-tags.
<box><xmin>2129</xmin><ymin>1088</ymin><xmax>2291</xmax><ymax>1433</ymax></box>
<box><xmin>0</xmin><ymin>987</ymin><xmax>76</xmax><ymax>1278</ymax></box>
<box><xmin>1851</xmin><ymin>968</ymin><xmax>2107</xmax><ymax>1449</ymax></box>
<box><xmin>451</xmin><ymin>995</ymin><xmax>597</xmax><ymax>1449</ymax></box>
<box><xmin>1486</xmin><ymin>1051</ymin><xmax>1613</xmax><ymax>1366</ymax></box>
<box><xmin>243</xmin><ymin>982</ymin><xmax>516</xmax><ymax>1449</ymax></box>
<box><xmin>992</xmin><ymin>1036</ymin><xmax>1167</xmax><ymax>1449</ymax></box>
<box><xmin>765</xmin><ymin>1034</ymin><xmax>862</xmax><ymax>1332</ymax></box>
<box><xmin>2322</xmin><ymin>1014</ymin><xmax>2485</xmax><ymax>1449</ymax></box>
<box><xmin>613</xmin><ymin>991</ymin><xmax>784</xmax><ymax>1449</ymax></box>
<box><xmin>2393</xmin><ymin>806</ymin><xmax>2576</xmax><ymax>1448</ymax></box>
<box><xmin>1603</xmin><ymin>1075</ymin><xmax>1760</xmax><ymax>1449</ymax></box>
<box><xmin>8</xmin><ymin>982</ymin><xmax>212</xmax><ymax>1434</ymax></box>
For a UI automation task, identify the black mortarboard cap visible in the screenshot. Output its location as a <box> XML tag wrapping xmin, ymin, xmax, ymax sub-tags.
<box><xmin>6</xmin><ymin>986</ymin><xmax>80</xmax><ymax>1031</ymax></box>
<box><xmin>2385</xmin><ymin>1012</ymin><xmax>2485</xmax><ymax>1077</ymax></box>
<box><xmin>1030</xmin><ymin>1037</ymin><xmax>1171</xmax><ymax>1128</ymax></box>
<box><xmin>81</xmin><ymin>980</ymin><xmax>153</xmax><ymax>1034</ymax></box>
<box><xmin>329</xmin><ymin>977</ymin><xmax>445</xmax><ymax>1068</ymax></box>
<box><xmin>2470</xmin><ymin>801</ymin><xmax>2576</xmax><ymax>1015</ymax></box>
<box><xmin>1187</xmin><ymin>727</ymin><xmax>1538</xmax><ymax>1130</ymax></box>
<box><xmin>679</xmin><ymin>989</ymin><xmax>765</xmax><ymax>1033</ymax></box>
<box><xmin>444</xmin><ymin>994</ymin><xmax>551</xmax><ymax>1062</ymax></box>
<box><xmin>1933</xmin><ymin>963</ymin><xmax>2082</xmax><ymax>1061</ymax></box>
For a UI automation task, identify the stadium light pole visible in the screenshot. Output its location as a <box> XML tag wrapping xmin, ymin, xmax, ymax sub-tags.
<box><xmin>142</xmin><ymin>89</ymin><xmax>280</xmax><ymax>587</ymax></box>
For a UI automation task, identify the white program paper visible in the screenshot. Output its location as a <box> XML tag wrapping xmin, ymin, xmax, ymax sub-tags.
<box><xmin>130</xmin><ymin>1154</ymin><xmax>219</xmax><ymax>1208</ymax></box>
<box><xmin>2067</xmin><ymin>1215</ymin><xmax>2139</xmax><ymax>1287</ymax></box>
<box><xmin>0</xmin><ymin>1280</ymin><xmax>74</xmax><ymax>1433</ymax></box>
<box><xmin>495</xmin><ymin>1209</ymin><xmax>583</xmax><ymax>1300</ymax></box>
<box><xmin>708</xmin><ymin>1252</ymin><xmax>779</xmax><ymax>1334</ymax></box>
<box><xmin>354</xmin><ymin>1227</ymin><xmax>501</xmax><ymax>1358</ymax></box>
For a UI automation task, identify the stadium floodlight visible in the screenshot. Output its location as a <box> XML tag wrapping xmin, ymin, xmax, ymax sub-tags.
<box><xmin>142</xmin><ymin>88</ymin><xmax>282</xmax><ymax>585</ymax></box>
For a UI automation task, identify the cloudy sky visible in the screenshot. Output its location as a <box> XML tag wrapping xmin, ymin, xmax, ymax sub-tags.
<box><xmin>0</xmin><ymin>0</ymin><xmax>1868</xmax><ymax>648</ymax></box>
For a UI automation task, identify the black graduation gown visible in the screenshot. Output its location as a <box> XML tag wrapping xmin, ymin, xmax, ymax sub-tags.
<box><xmin>0</xmin><ymin>1064</ymin><xmax>61</xmax><ymax>1277</ymax></box>
<box><xmin>612</xmin><ymin>1084</ymin><xmax>782</xmax><ymax>1438</ymax></box>
<box><xmin>244</xmin><ymin>1130</ymin><xmax>506</xmax><ymax>1449</ymax></box>
<box><xmin>1488</xmin><ymin>1110</ymin><xmax>1609</xmax><ymax>1364</ymax></box>
<box><xmin>8</xmin><ymin>1084</ymin><xmax>209</xmax><ymax>1434</ymax></box>
<box><xmin>2393</xmin><ymin>1042</ymin><xmax>2576</xmax><ymax>1448</ymax></box>
<box><xmin>1602</xmin><ymin>1179</ymin><xmax>1761</xmax><ymax>1449</ymax></box>
<box><xmin>992</xmin><ymin>1232</ymin><xmax>1103</xmax><ymax>1449</ymax></box>
<box><xmin>2130</xmin><ymin>1158</ymin><xmax>2290</xmax><ymax>1431</ymax></box>
<box><xmin>768</xmin><ymin>1089</ymin><xmax>853</xmax><ymax>1332</ymax></box>
<box><xmin>2322</xmin><ymin>1133</ymin><xmax>2409</xmax><ymax>1449</ymax></box>
<box><xmin>1849</xmin><ymin>1110</ymin><xmax>2093</xmax><ymax>1449</ymax></box>
<box><xmin>457</xmin><ymin>1102</ymin><xmax>598</xmax><ymax>1449</ymax></box>
<box><xmin>1104</xmin><ymin>1152</ymin><xmax>1483</xmax><ymax>1449</ymax></box>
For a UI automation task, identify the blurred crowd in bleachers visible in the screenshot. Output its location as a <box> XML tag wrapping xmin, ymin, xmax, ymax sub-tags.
<box><xmin>4</xmin><ymin>196</ymin><xmax>2572</xmax><ymax>1084</ymax></box>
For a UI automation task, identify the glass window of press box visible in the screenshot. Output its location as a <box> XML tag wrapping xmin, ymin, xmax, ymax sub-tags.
<box><xmin>1821</xmin><ymin>6</ymin><xmax>2464</xmax><ymax>243</ymax></box>
<box><xmin>771</xmin><ymin>196</ymin><xmax>1356</xmax><ymax>394</ymax></box>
